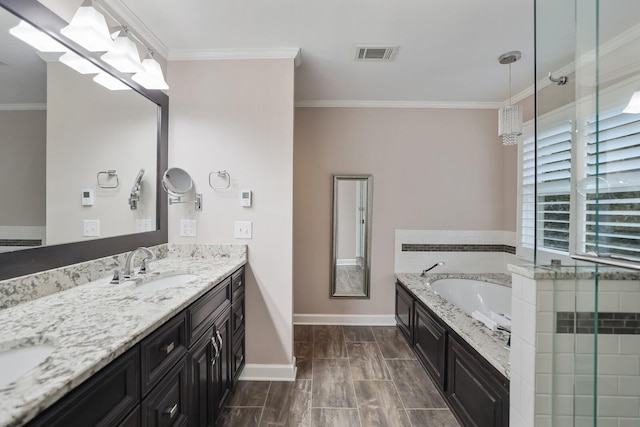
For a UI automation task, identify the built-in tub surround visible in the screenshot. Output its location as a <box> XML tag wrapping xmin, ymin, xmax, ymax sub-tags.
<box><xmin>396</xmin><ymin>273</ymin><xmax>511</xmax><ymax>379</ymax></box>
<box><xmin>0</xmin><ymin>244</ymin><xmax>246</xmax><ymax>427</ymax></box>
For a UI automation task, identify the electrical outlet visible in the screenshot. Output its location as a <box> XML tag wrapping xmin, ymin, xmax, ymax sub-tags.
<box><xmin>135</xmin><ymin>219</ymin><xmax>153</xmax><ymax>232</ymax></box>
<box><xmin>234</xmin><ymin>221</ymin><xmax>252</xmax><ymax>239</ymax></box>
<box><xmin>180</xmin><ymin>219</ymin><xmax>197</xmax><ymax>237</ymax></box>
<box><xmin>83</xmin><ymin>219</ymin><xmax>100</xmax><ymax>237</ymax></box>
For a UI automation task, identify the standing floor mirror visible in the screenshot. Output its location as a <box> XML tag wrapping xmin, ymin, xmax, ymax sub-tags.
<box><xmin>331</xmin><ymin>174</ymin><xmax>373</xmax><ymax>298</ymax></box>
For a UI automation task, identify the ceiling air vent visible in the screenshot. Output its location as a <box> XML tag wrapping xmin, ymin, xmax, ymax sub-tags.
<box><xmin>355</xmin><ymin>45</ymin><xmax>398</xmax><ymax>61</ymax></box>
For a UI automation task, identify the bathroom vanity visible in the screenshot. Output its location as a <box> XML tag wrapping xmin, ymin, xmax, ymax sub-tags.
<box><xmin>395</xmin><ymin>274</ymin><xmax>511</xmax><ymax>427</ymax></box>
<box><xmin>0</xmin><ymin>246</ymin><xmax>246</xmax><ymax>427</ymax></box>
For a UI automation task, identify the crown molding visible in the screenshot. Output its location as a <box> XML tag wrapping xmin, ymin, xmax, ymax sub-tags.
<box><xmin>0</xmin><ymin>103</ymin><xmax>46</xmax><ymax>111</ymax></box>
<box><xmin>168</xmin><ymin>48</ymin><xmax>302</xmax><ymax>66</ymax></box>
<box><xmin>100</xmin><ymin>0</ymin><xmax>170</xmax><ymax>59</ymax></box>
<box><xmin>295</xmin><ymin>100</ymin><xmax>504</xmax><ymax>109</ymax></box>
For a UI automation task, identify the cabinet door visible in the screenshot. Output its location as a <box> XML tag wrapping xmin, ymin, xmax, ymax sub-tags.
<box><xmin>395</xmin><ymin>282</ymin><xmax>414</xmax><ymax>343</ymax></box>
<box><xmin>447</xmin><ymin>336</ymin><xmax>509</xmax><ymax>427</ymax></box>
<box><xmin>414</xmin><ymin>302</ymin><xmax>447</xmax><ymax>390</ymax></box>
<box><xmin>188</xmin><ymin>328</ymin><xmax>215</xmax><ymax>427</ymax></box>
<box><xmin>212</xmin><ymin>308</ymin><xmax>232</xmax><ymax>422</ymax></box>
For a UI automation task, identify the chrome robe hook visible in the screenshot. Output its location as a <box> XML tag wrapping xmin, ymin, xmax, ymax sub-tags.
<box><xmin>548</xmin><ymin>72</ymin><xmax>568</xmax><ymax>86</ymax></box>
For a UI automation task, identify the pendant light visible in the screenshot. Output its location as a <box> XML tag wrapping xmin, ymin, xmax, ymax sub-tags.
<box><xmin>498</xmin><ymin>51</ymin><xmax>522</xmax><ymax>146</ymax></box>
<box><xmin>132</xmin><ymin>53</ymin><xmax>169</xmax><ymax>90</ymax></box>
<box><xmin>60</xmin><ymin>1</ymin><xmax>113</xmax><ymax>52</ymax></box>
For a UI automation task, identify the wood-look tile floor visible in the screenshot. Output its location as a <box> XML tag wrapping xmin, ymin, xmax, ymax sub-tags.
<box><xmin>217</xmin><ymin>325</ymin><xmax>461</xmax><ymax>427</ymax></box>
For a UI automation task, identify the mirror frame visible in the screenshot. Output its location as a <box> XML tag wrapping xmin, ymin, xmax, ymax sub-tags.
<box><xmin>330</xmin><ymin>174</ymin><xmax>373</xmax><ymax>299</ymax></box>
<box><xmin>0</xmin><ymin>0</ymin><xmax>168</xmax><ymax>280</ymax></box>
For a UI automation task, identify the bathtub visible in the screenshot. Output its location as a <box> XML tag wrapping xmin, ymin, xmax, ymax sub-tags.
<box><xmin>429</xmin><ymin>278</ymin><xmax>511</xmax><ymax>318</ymax></box>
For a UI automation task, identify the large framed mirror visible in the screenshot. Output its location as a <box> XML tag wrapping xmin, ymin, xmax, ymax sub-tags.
<box><xmin>0</xmin><ymin>0</ymin><xmax>168</xmax><ymax>280</ymax></box>
<box><xmin>331</xmin><ymin>174</ymin><xmax>373</xmax><ymax>298</ymax></box>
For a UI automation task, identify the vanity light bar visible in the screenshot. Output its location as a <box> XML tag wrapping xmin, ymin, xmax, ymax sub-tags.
<box><xmin>9</xmin><ymin>20</ymin><xmax>67</xmax><ymax>52</ymax></box>
<box><xmin>59</xmin><ymin>51</ymin><xmax>101</xmax><ymax>74</ymax></box>
<box><xmin>93</xmin><ymin>72</ymin><xmax>131</xmax><ymax>91</ymax></box>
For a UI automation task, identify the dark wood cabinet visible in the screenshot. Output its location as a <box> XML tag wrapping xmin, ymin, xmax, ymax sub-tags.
<box><xmin>29</xmin><ymin>347</ymin><xmax>140</xmax><ymax>427</ymax></box>
<box><xmin>447</xmin><ymin>336</ymin><xmax>509</xmax><ymax>427</ymax></box>
<box><xmin>27</xmin><ymin>266</ymin><xmax>246</xmax><ymax>427</ymax></box>
<box><xmin>395</xmin><ymin>281</ymin><xmax>413</xmax><ymax>343</ymax></box>
<box><xmin>414</xmin><ymin>302</ymin><xmax>447</xmax><ymax>389</ymax></box>
<box><xmin>394</xmin><ymin>280</ymin><xmax>509</xmax><ymax>427</ymax></box>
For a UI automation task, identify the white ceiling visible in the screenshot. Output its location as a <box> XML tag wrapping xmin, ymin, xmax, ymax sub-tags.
<box><xmin>114</xmin><ymin>0</ymin><xmax>536</xmax><ymax>106</ymax></box>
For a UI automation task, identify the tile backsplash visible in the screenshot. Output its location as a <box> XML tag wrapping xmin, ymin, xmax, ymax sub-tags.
<box><xmin>395</xmin><ymin>229</ymin><xmax>518</xmax><ymax>274</ymax></box>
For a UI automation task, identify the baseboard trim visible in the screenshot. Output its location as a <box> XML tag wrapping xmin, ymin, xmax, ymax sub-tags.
<box><xmin>293</xmin><ymin>314</ymin><xmax>396</xmax><ymax>326</ymax></box>
<box><xmin>238</xmin><ymin>358</ymin><xmax>297</xmax><ymax>382</ymax></box>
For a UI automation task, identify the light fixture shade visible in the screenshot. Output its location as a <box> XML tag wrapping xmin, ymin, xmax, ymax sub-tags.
<box><xmin>60</xmin><ymin>6</ymin><xmax>113</xmax><ymax>52</ymax></box>
<box><xmin>9</xmin><ymin>20</ymin><xmax>67</xmax><ymax>52</ymax></box>
<box><xmin>499</xmin><ymin>104</ymin><xmax>522</xmax><ymax>145</ymax></box>
<box><xmin>59</xmin><ymin>51</ymin><xmax>101</xmax><ymax>74</ymax></box>
<box><xmin>132</xmin><ymin>58</ymin><xmax>169</xmax><ymax>90</ymax></box>
<box><xmin>101</xmin><ymin>36</ymin><xmax>144</xmax><ymax>73</ymax></box>
<box><xmin>93</xmin><ymin>72</ymin><xmax>131</xmax><ymax>91</ymax></box>
<box><xmin>623</xmin><ymin>91</ymin><xmax>640</xmax><ymax>114</ymax></box>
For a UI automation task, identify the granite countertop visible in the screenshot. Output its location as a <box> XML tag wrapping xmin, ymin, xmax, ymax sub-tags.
<box><xmin>0</xmin><ymin>253</ymin><xmax>246</xmax><ymax>427</ymax></box>
<box><xmin>395</xmin><ymin>273</ymin><xmax>511</xmax><ymax>380</ymax></box>
<box><xmin>508</xmin><ymin>263</ymin><xmax>640</xmax><ymax>280</ymax></box>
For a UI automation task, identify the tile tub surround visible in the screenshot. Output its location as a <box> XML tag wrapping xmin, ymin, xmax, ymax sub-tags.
<box><xmin>395</xmin><ymin>273</ymin><xmax>511</xmax><ymax>379</ymax></box>
<box><xmin>0</xmin><ymin>247</ymin><xmax>246</xmax><ymax>427</ymax></box>
<box><xmin>395</xmin><ymin>229</ymin><xmax>518</xmax><ymax>275</ymax></box>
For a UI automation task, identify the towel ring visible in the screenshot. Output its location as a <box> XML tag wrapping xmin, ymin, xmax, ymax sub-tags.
<box><xmin>97</xmin><ymin>170</ymin><xmax>119</xmax><ymax>189</ymax></box>
<box><xmin>209</xmin><ymin>170</ymin><xmax>231</xmax><ymax>189</ymax></box>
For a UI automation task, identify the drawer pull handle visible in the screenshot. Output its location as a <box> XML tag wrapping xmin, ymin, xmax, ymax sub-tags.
<box><xmin>161</xmin><ymin>342</ymin><xmax>175</xmax><ymax>354</ymax></box>
<box><xmin>164</xmin><ymin>403</ymin><xmax>178</xmax><ymax>418</ymax></box>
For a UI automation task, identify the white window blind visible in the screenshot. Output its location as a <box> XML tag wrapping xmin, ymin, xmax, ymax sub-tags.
<box><xmin>583</xmin><ymin>109</ymin><xmax>640</xmax><ymax>258</ymax></box>
<box><xmin>521</xmin><ymin>121</ymin><xmax>573</xmax><ymax>252</ymax></box>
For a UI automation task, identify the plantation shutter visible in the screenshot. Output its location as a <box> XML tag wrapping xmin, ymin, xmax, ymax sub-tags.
<box><xmin>521</xmin><ymin>122</ymin><xmax>573</xmax><ymax>252</ymax></box>
<box><xmin>584</xmin><ymin>109</ymin><xmax>640</xmax><ymax>258</ymax></box>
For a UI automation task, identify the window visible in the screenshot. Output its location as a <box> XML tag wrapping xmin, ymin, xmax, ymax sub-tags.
<box><xmin>521</xmin><ymin>121</ymin><xmax>573</xmax><ymax>253</ymax></box>
<box><xmin>521</xmin><ymin>104</ymin><xmax>640</xmax><ymax>259</ymax></box>
<box><xmin>582</xmin><ymin>109</ymin><xmax>640</xmax><ymax>258</ymax></box>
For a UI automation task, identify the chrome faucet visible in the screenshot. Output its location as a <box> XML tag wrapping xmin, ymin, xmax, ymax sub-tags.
<box><xmin>421</xmin><ymin>262</ymin><xmax>444</xmax><ymax>276</ymax></box>
<box><xmin>111</xmin><ymin>247</ymin><xmax>156</xmax><ymax>283</ymax></box>
<box><xmin>123</xmin><ymin>247</ymin><xmax>155</xmax><ymax>279</ymax></box>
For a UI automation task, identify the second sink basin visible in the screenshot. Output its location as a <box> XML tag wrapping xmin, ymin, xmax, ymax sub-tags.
<box><xmin>131</xmin><ymin>274</ymin><xmax>199</xmax><ymax>293</ymax></box>
<box><xmin>0</xmin><ymin>341</ymin><xmax>56</xmax><ymax>388</ymax></box>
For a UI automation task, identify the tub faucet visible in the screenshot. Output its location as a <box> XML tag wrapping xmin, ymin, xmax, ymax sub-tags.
<box><xmin>421</xmin><ymin>262</ymin><xmax>444</xmax><ymax>276</ymax></box>
<box><xmin>123</xmin><ymin>247</ymin><xmax>155</xmax><ymax>279</ymax></box>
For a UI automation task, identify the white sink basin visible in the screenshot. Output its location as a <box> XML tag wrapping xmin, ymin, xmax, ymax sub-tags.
<box><xmin>0</xmin><ymin>343</ymin><xmax>56</xmax><ymax>388</ymax></box>
<box><xmin>131</xmin><ymin>274</ymin><xmax>198</xmax><ymax>293</ymax></box>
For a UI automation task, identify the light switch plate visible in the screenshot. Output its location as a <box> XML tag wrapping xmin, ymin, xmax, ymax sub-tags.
<box><xmin>135</xmin><ymin>219</ymin><xmax>153</xmax><ymax>232</ymax></box>
<box><xmin>180</xmin><ymin>219</ymin><xmax>197</xmax><ymax>237</ymax></box>
<box><xmin>234</xmin><ymin>221</ymin><xmax>252</xmax><ymax>239</ymax></box>
<box><xmin>83</xmin><ymin>219</ymin><xmax>100</xmax><ymax>237</ymax></box>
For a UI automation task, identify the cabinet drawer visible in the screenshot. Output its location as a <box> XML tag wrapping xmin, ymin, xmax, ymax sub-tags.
<box><xmin>231</xmin><ymin>331</ymin><xmax>245</xmax><ymax>383</ymax></box>
<box><xmin>231</xmin><ymin>295</ymin><xmax>245</xmax><ymax>340</ymax></box>
<box><xmin>188</xmin><ymin>278</ymin><xmax>231</xmax><ymax>345</ymax></box>
<box><xmin>231</xmin><ymin>268</ymin><xmax>245</xmax><ymax>301</ymax></box>
<box><xmin>141</xmin><ymin>358</ymin><xmax>189</xmax><ymax>427</ymax></box>
<box><xmin>28</xmin><ymin>347</ymin><xmax>140</xmax><ymax>427</ymax></box>
<box><xmin>141</xmin><ymin>312</ymin><xmax>188</xmax><ymax>396</ymax></box>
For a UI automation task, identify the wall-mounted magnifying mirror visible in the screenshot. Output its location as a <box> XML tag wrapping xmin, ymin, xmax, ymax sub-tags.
<box><xmin>162</xmin><ymin>167</ymin><xmax>202</xmax><ymax>211</ymax></box>
<box><xmin>331</xmin><ymin>174</ymin><xmax>373</xmax><ymax>298</ymax></box>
